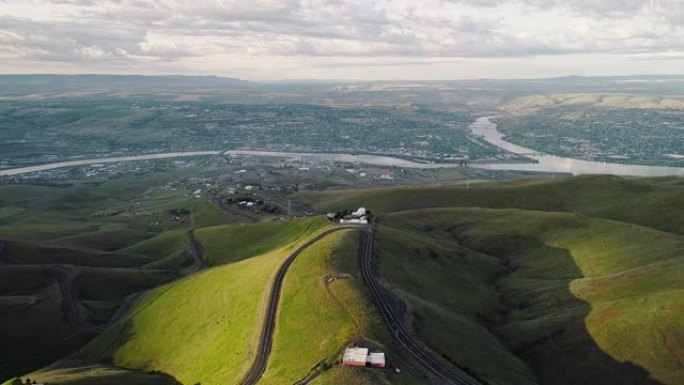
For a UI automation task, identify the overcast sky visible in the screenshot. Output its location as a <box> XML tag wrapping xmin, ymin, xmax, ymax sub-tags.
<box><xmin>1</xmin><ymin>0</ymin><xmax>683</xmax><ymax>80</ymax></box>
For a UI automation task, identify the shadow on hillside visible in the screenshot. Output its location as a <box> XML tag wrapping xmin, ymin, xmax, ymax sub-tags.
<box><xmin>29</xmin><ymin>358</ymin><xmax>181</xmax><ymax>385</ymax></box>
<box><xmin>463</xmin><ymin>233</ymin><xmax>663</xmax><ymax>385</ymax></box>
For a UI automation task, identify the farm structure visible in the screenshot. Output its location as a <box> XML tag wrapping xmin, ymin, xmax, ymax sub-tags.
<box><xmin>338</xmin><ymin>207</ymin><xmax>369</xmax><ymax>224</ymax></box>
<box><xmin>342</xmin><ymin>347</ymin><xmax>386</xmax><ymax>368</ymax></box>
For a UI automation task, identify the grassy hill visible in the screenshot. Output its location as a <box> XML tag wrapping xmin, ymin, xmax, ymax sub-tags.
<box><xmin>193</xmin><ymin>218</ymin><xmax>329</xmax><ymax>266</ymax></box>
<box><xmin>501</xmin><ymin>94</ymin><xmax>684</xmax><ymax>114</ymax></box>
<box><xmin>260</xmin><ymin>230</ymin><xmax>420</xmax><ymax>384</ymax></box>
<box><xmin>303</xmin><ymin>175</ymin><xmax>684</xmax><ymax>384</ymax></box>
<box><xmin>30</xmin><ymin>218</ymin><xmax>430</xmax><ymax>385</ymax></box>
<box><xmin>27</xmin><ymin>218</ymin><xmax>336</xmax><ymax>384</ymax></box>
<box><xmin>6</xmin><ymin>175</ymin><xmax>684</xmax><ymax>384</ymax></box>
<box><xmin>304</xmin><ymin>175</ymin><xmax>684</xmax><ymax>234</ymax></box>
<box><xmin>369</xmin><ymin>208</ymin><xmax>684</xmax><ymax>384</ymax></box>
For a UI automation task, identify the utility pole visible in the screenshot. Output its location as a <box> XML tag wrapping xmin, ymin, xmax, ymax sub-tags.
<box><xmin>287</xmin><ymin>200</ymin><xmax>292</xmax><ymax>217</ymax></box>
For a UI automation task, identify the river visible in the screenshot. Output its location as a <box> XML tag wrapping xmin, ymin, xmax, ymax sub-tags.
<box><xmin>470</xmin><ymin>117</ymin><xmax>684</xmax><ymax>177</ymax></box>
<box><xmin>2</xmin><ymin>119</ymin><xmax>684</xmax><ymax>177</ymax></box>
<box><xmin>0</xmin><ymin>149</ymin><xmax>461</xmax><ymax>177</ymax></box>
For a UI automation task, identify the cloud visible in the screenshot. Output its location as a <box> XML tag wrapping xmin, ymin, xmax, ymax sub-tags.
<box><xmin>0</xmin><ymin>0</ymin><xmax>682</xmax><ymax>78</ymax></box>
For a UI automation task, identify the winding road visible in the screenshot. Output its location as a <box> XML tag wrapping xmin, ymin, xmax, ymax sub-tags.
<box><xmin>358</xmin><ymin>230</ymin><xmax>481</xmax><ymax>385</ymax></box>
<box><xmin>239</xmin><ymin>225</ymin><xmax>481</xmax><ymax>385</ymax></box>
<box><xmin>43</xmin><ymin>230</ymin><xmax>207</xmax><ymax>334</ymax></box>
<box><xmin>239</xmin><ymin>226</ymin><xmax>361</xmax><ymax>385</ymax></box>
<box><xmin>187</xmin><ymin>229</ymin><xmax>208</xmax><ymax>270</ymax></box>
<box><xmin>46</xmin><ymin>265</ymin><xmax>84</xmax><ymax>328</ymax></box>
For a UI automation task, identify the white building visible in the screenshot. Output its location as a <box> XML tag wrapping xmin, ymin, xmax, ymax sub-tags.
<box><xmin>343</xmin><ymin>347</ymin><xmax>369</xmax><ymax>367</ymax></box>
<box><xmin>340</xmin><ymin>218</ymin><xmax>368</xmax><ymax>224</ymax></box>
<box><xmin>342</xmin><ymin>347</ymin><xmax>386</xmax><ymax>368</ymax></box>
<box><xmin>369</xmin><ymin>352</ymin><xmax>386</xmax><ymax>368</ymax></box>
<box><xmin>352</xmin><ymin>207</ymin><xmax>367</xmax><ymax>217</ymax></box>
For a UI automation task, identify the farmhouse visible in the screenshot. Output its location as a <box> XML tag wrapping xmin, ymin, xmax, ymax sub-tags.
<box><xmin>343</xmin><ymin>347</ymin><xmax>368</xmax><ymax>367</ymax></box>
<box><xmin>342</xmin><ymin>347</ymin><xmax>386</xmax><ymax>368</ymax></box>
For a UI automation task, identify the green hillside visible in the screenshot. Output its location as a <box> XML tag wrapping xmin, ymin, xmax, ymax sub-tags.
<box><xmin>7</xmin><ymin>175</ymin><xmax>684</xmax><ymax>385</ymax></box>
<box><xmin>501</xmin><ymin>93</ymin><xmax>684</xmax><ymax>113</ymax></box>
<box><xmin>260</xmin><ymin>230</ymin><xmax>419</xmax><ymax>384</ymax></box>
<box><xmin>29</xmin><ymin>218</ymin><xmax>336</xmax><ymax>385</ymax></box>
<box><xmin>193</xmin><ymin>217</ymin><xmax>329</xmax><ymax>266</ymax></box>
<box><xmin>374</xmin><ymin>207</ymin><xmax>683</xmax><ymax>385</ymax></box>
<box><xmin>29</xmin><ymin>218</ymin><xmax>429</xmax><ymax>385</ymax></box>
<box><xmin>305</xmin><ymin>175</ymin><xmax>684</xmax><ymax>234</ymax></box>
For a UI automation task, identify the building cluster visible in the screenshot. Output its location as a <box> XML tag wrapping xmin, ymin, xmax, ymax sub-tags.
<box><xmin>342</xmin><ymin>347</ymin><xmax>386</xmax><ymax>368</ymax></box>
<box><xmin>337</xmin><ymin>207</ymin><xmax>369</xmax><ymax>224</ymax></box>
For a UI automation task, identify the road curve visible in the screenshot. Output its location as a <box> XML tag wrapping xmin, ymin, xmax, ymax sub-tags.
<box><xmin>46</xmin><ymin>265</ymin><xmax>84</xmax><ymax>328</ymax></box>
<box><xmin>187</xmin><ymin>229</ymin><xmax>208</xmax><ymax>270</ymax></box>
<box><xmin>358</xmin><ymin>230</ymin><xmax>482</xmax><ymax>385</ymax></box>
<box><xmin>239</xmin><ymin>225</ymin><xmax>362</xmax><ymax>385</ymax></box>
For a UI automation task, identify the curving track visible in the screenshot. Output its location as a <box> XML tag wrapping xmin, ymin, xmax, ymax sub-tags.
<box><xmin>187</xmin><ymin>228</ymin><xmax>208</xmax><ymax>270</ymax></box>
<box><xmin>239</xmin><ymin>226</ymin><xmax>361</xmax><ymax>385</ymax></box>
<box><xmin>46</xmin><ymin>265</ymin><xmax>84</xmax><ymax>329</ymax></box>
<box><xmin>239</xmin><ymin>224</ymin><xmax>481</xmax><ymax>385</ymax></box>
<box><xmin>358</xmin><ymin>230</ymin><xmax>482</xmax><ymax>385</ymax></box>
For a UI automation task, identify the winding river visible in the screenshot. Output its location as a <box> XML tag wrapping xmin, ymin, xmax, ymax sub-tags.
<box><xmin>0</xmin><ymin>150</ymin><xmax>460</xmax><ymax>177</ymax></box>
<box><xmin>2</xmin><ymin>117</ymin><xmax>684</xmax><ymax>177</ymax></box>
<box><xmin>470</xmin><ymin>117</ymin><xmax>684</xmax><ymax>177</ymax></box>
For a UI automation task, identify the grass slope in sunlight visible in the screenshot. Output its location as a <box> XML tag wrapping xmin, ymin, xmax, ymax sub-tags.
<box><xmin>193</xmin><ymin>217</ymin><xmax>329</xmax><ymax>266</ymax></box>
<box><xmin>260</xmin><ymin>230</ymin><xmax>403</xmax><ymax>384</ymax></box>
<box><xmin>304</xmin><ymin>175</ymin><xmax>684</xmax><ymax>234</ymax></box>
<box><xmin>31</xmin><ymin>218</ymin><xmax>334</xmax><ymax>385</ymax></box>
<box><xmin>376</xmin><ymin>208</ymin><xmax>684</xmax><ymax>385</ymax></box>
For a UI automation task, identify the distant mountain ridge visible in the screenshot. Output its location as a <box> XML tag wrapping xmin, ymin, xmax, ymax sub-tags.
<box><xmin>0</xmin><ymin>74</ymin><xmax>257</xmax><ymax>95</ymax></box>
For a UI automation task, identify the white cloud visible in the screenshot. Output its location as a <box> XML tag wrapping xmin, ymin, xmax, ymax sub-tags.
<box><xmin>0</xmin><ymin>0</ymin><xmax>682</xmax><ymax>79</ymax></box>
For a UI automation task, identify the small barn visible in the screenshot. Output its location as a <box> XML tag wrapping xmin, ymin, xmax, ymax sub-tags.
<box><xmin>343</xmin><ymin>347</ymin><xmax>369</xmax><ymax>367</ymax></box>
<box><xmin>343</xmin><ymin>347</ymin><xmax>386</xmax><ymax>369</ymax></box>
<box><xmin>369</xmin><ymin>352</ymin><xmax>386</xmax><ymax>368</ymax></box>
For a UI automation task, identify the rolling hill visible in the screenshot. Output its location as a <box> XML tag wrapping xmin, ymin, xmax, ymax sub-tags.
<box><xmin>3</xmin><ymin>175</ymin><xmax>683</xmax><ymax>385</ymax></box>
<box><xmin>304</xmin><ymin>175</ymin><xmax>684</xmax><ymax>384</ymax></box>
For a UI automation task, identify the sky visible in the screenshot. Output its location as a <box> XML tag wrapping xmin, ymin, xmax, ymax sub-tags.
<box><xmin>0</xmin><ymin>0</ymin><xmax>683</xmax><ymax>81</ymax></box>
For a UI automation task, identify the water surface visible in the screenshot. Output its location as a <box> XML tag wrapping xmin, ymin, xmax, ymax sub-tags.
<box><xmin>471</xmin><ymin>117</ymin><xmax>684</xmax><ymax>177</ymax></box>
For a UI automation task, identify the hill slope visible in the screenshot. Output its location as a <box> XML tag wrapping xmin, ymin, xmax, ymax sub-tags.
<box><xmin>374</xmin><ymin>208</ymin><xmax>683</xmax><ymax>384</ymax></box>
<box><xmin>305</xmin><ymin>175</ymin><xmax>684</xmax><ymax>234</ymax></box>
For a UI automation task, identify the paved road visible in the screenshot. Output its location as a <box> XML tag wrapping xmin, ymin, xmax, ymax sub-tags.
<box><xmin>46</xmin><ymin>265</ymin><xmax>84</xmax><ymax>328</ymax></box>
<box><xmin>358</xmin><ymin>230</ymin><xmax>482</xmax><ymax>385</ymax></box>
<box><xmin>0</xmin><ymin>240</ymin><xmax>8</xmax><ymax>263</ymax></box>
<box><xmin>239</xmin><ymin>226</ymin><xmax>362</xmax><ymax>385</ymax></box>
<box><xmin>187</xmin><ymin>229</ymin><xmax>208</xmax><ymax>270</ymax></box>
<box><xmin>47</xmin><ymin>264</ymin><xmax>145</xmax><ymax>333</ymax></box>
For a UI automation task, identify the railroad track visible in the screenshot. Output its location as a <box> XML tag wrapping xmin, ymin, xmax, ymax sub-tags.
<box><xmin>358</xmin><ymin>229</ymin><xmax>482</xmax><ymax>385</ymax></box>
